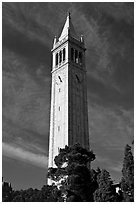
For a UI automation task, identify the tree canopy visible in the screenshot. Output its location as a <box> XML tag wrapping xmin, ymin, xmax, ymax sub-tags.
<box><xmin>93</xmin><ymin>169</ymin><xmax>117</xmax><ymax>202</ymax></box>
<box><xmin>2</xmin><ymin>143</ymin><xmax>134</xmax><ymax>202</ymax></box>
<box><xmin>48</xmin><ymin>143</ymin><xmax>96</xmax><ymax>201</ymax></box>
<box><xmin>121</xmin><ymin>144</ymin><xmax>134</xmax><ymax>202</ymax></box>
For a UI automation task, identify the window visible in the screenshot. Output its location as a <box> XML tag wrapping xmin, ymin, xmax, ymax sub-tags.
<box><xmin>75</xmin><ymin>50</ymin><xmax>78</xmax><ymax>63</ymax></box>
<box><xmin>63</xmin><ymin>48</ymin><xmax>65</xmax><ymax>61</ymax></box>
<box><xmin>71</xmin><ymin>48</ymin><xmax>74</xmax><ymax>61</ymax></box>
<box><xmin>59</xmin><ymin>51</ymin><xmax>62</xmax><ymax>63</ymax></box>
<box><xmin>76</xmin><ymin>74</ymin><xmax>80</xmax><ymax>82</ymax></box>
<box><xmin>58</xmin><ymin>126</ymin><xmax>60</xmax><ymax>131</ymax></box>
<box><xmin>59</xmin><ymin>88</ymin><xmax>61</xmax><ymax>92</ymax></box>
<box><xmin>79</xmin><ymin>52</ymin><xmax>82</xmax><ymax>64</ymax></box>
<box><xmin>56</xmin><ymin>53</ymin><xmax>58</xmax><ymax>66</ymax></box>
<box><xmin>59</xmin><ymin>106</ymin><xmax>60</xmax><ymax>111</ymax></box>
<box><xmin>58</xmin><ymin>76</ymin><xmax>62</xmax><ymax>82</ymax></box>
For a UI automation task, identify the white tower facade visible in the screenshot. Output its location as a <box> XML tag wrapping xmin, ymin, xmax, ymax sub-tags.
<box><xmin>48</xmin><ymin>13</ymin><xmax>89</xmax><ymax>169</ymax></box>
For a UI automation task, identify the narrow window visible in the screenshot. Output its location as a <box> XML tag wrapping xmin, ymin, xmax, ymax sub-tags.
<box><xmin>59</xmin><ymin>51</ymin><xmax>62</xmax><ymax>63</ymax></box>
<box><xmin>59</xmin><ymin>88</ymin><xmax>61</xmax><ymax>92</ymax></box>
<box><xmin>63</xmin><ymin>48</ymin><xmax>65</xmax><ymax>61</ymax></box>
<box><xmin>58</xmin><ymin>126</ymin><xmax>60</xmax><ymax>131</ymax></box>
<box><xmin>58</xmin><ymin>76</ymin><xmax>62</xmax><ymax>82</ymax></box>
<box><xmin>79</xmin><ymin>52</ymin><xmax>82</xmax><ymax>64</ymax></box>
<box><xmin>59</xmin><ymin>106</ymin><xmax>60</xmax><ymax>111</ymax></box>
<box><xmin>71</xmin><ymin>48</ymin><xmax>74</xmax><ymax>61</ymax></box>
<box><xmin>76</xmin><ymin>74</ymin><xmax>80</xmax><ymax>83</ymax></box>
<box><xmin>56</xmin><ymin>53</ymin><xmax>58</xmax><ymax>66</ymax></box>
<box><xmin>75</xmin><ymin>50</ymin><xmax>78</xmax><ymax>63</ymax></box>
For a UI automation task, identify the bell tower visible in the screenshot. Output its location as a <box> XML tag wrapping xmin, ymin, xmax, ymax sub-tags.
<box><xmin>48</xmin><ymin>13</ymin><xmax>89</xmax><ymax>169</ymax></box>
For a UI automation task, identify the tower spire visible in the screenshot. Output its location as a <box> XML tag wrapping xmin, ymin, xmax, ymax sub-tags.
<box><xmin>59</xmin><ymin>12</ymin><xmax>79</xmax><ymax>41</ymax></box>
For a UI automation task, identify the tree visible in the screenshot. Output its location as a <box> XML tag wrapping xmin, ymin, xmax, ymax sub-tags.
<box><xmin>12</xmin><ymin>185</ymin><xmax>61</xmax><ymax>202</ymax></box>
<box><xmin>121</xmin><ymin>144</ymin><xmax>134</xmax><ymax>202</ymax></box>
<box><xmin>39</xmin><ymin>185</ymin><xmax>59</xmax><ymax>201</ymax></box>
<box><xmin>93</xmin><ymin>169</ymin><xmax>117</xmax><ymax>202</ymax></box>
<box><xmin>12</xmin><ymin>188</ymin><xmax>40</xmax><ymax>202</ymax></box>
<box><xmin>89</xmin><ymin>167</ymin><xmax>101</xmax><ymax>201</ymax></box>
<box><xmin>2</xmin><ymin>182</ymin><xmax>13</xmax><ymax>202</ymax></box>
<box><xmin>48</xmin><ymin>143</ymin><xmax>95</xmax><ymax>201</ymax></box>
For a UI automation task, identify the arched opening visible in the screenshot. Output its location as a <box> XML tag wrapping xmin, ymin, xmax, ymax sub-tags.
<box><xmin>79</xmin><ymin>52</ymin><xmax>82</xmax><ymax>64</ymax></box>
<box><xmin>75</xmin><ymin>50</ymin><xmax>78</xmax><ymax>63</ymax></box>
<box><xmin>63</xmin><ymin>48</ymin><xmax>65</xmax><ymax>61</ymax></box>
<box><xmin>56</xmin><ymin>53</ymin><xmax>58</xmax><ymax>66</ymax></box>
<box><xmin>59</xmin><ymin>51</ymin><xmax>62</xmax><ymax>63</ymax></box>
<box><xmin>71</xmin><ymin>48</ymin><xmax>74</xmax><ymax>61</ymax></box>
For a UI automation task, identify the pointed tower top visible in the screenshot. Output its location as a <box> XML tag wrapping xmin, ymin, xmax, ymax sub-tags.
<box><xmin>59</xmin><ymin>12</ymin><xmax>79</xmax><ymax>41</ymax></box>
<box><xmin>67</xmin><ymin>11</ymin><xmax>71</xmax><ymax>19</ymax></box>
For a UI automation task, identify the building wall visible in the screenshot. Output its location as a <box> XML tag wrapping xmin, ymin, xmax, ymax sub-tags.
<box><xmin>68</xmin><ymin>63</ymin><xmax>89</xmax><ymax>149</ymax></box>
<box><xmin>48</xmin><ymin>34</ymin><xmax>89</xmax><ymax>170</ymax></box>
<box><xmin>48</xmin><ymin>63</ymin><xmax>69</xmax><ymax>168</ymax></box>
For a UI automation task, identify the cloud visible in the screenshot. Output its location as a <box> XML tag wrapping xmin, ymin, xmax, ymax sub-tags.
<box><xmin>3</xmin><ymin>116</ymin><xmax>49</xmax><ymax>156</ymax></box>
<box><xmin>88</xmin><ymin>102</ymin><xmax>133</xmax><ymax>181</ymax></box>
<box><xmin>97</xmin><ymin>2</ymin><xmax>134</xmax><ymax>24</ymax></box>
<box><xmin>109</xmin><ymin>163</ymin><xmax>122</xmax><ymax>173</ymax></box>
<box><xmin>72</xmin><ymin>2</ymin><xmax>133</xmax><ymax>25</ymax></box>
<box><xmin>2</xmin><ymin>2</ymin><xmax>52</xmax><ymax>47</ymax></box>
<box><xmin>3</xmin><ymin>48</ymin><xmax>50</xmax><ymax>135</ymax></box>
<box><xmin>70</xmin><ymin>3</ymin><xmax>133</xmax><ymax>98</ymax></box>
<box><xmin>3</xmin><ymin>142</ymin><xmax>48</xmax><ymax>168</ymax></box>
<box><xmin>88</xmin><ymin>104</ymin><xmax>133</xmax><ymax>149</ymax></box>
<box><xmin>2</xmin><ymin>2</ymin><xmax>133</xmax><ymax>188</ymax></box>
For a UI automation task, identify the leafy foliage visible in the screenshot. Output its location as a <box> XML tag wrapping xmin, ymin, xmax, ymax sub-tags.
<box><xmin>89</xmin><ymin>168</ymin><xmax>101</xmax><ymax>200</ymax></box>
<box><xmin>120</xmin><ymin>144</ymin><xmax>134</xmax><ymax>202</ymax></box>
<box><xmin>2</xmin><ymin>185</ymin><xmax>59</xmax><ymax>202</ymax></box>
<box><xmin>2</xmin><ymin>182</ymin><xmax>13</xmax><ymax>202</ymax></box>
<box><xmin>12</xmin><ymin>188</ymin><xmax>39</xmax><ymax>202</ymax></box>
<box><xmin>2</xmin><ymin>143</ymin><xmax>133</xmax><ymax>202</ymax></box>
<box><xmin>48</xmin><ymin>143</ymin><xmax>96</xmax><ymax>201</ymax></box>
<box><xmin>54</xmin><ymin>143</ymin><xmax>95</xmax><ymax>168</ymax></box>
<box><xmin>93</xmin><ymin>169</ymin><xmax>117</xmax><ymax>202</ymax></box>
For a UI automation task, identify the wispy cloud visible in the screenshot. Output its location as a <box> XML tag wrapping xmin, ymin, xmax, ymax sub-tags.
<box><xmin>2</xmin><ymin>2</ymin><xmax>133</xmax><ymax>188</ymax></box>
<box><xmin>3</xmin><ymin>142</ymin><xmax>48</xmax><ymax>168</ymax></box>
<box><xmin>109</xmin><ymin>163</ymin><xmax>122</xmax><ymax>173</ymax></box>
<box><xmin>88</xmin><ymin>104</ymin><xmax>133</xmax><ymax>149</ymax></box>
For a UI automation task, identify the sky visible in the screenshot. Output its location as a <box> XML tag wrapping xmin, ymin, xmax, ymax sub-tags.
<box><xmin>2</xmin><ymin>2</ymin><xmax>134</xmax><ymax>190</ymax></box>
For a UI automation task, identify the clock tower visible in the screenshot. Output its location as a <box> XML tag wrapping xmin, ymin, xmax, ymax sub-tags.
<box><xmin>48</xmin><ymin>13</ymin><xmax>89</xmax><ymax>169</ymax></box>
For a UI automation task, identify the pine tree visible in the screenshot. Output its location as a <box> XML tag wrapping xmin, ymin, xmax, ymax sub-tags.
<box><xmin>121</xmin><ymin>144</ymin><xmax>134</xmax><ymax>202</ymax></box>
<box><xmin>89</xmin><ymin>167</ymin><xmax>101</xmax><ymax>201</ymax></box>
<box><xmin>93</xmin><ymin>169</ymin><xmax>117</xmax><ymax>202</ymax></box>
<box><xmin>48</xmin><ymin>143</ymin><xmax>95</xmax><ymax>201</ymax></box>
<box><xmin>2</xmin><ymin>182</ymin><xmax>13</xmax><ymax>202</ymax></box>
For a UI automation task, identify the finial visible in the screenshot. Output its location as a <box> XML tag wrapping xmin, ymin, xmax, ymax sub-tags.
<box><xmin>80</xmin><ymin>35</ymin><xmax>84</xmax><ymax>44</ymax></box>
<box><xmin>67</xmin><ymin>11</ymin><xmax>71</xmax><ymax>19</ymax></box>
<box><xmin>53</xmin><ymin>36</ymin><xmax>57</xmax><ymax>48</ymax></box>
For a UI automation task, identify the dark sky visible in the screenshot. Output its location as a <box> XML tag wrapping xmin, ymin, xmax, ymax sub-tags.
<box><xmin>2</xmin><ymin>2</ymin><xmax>134</xmax><ymax>190</ymax></box>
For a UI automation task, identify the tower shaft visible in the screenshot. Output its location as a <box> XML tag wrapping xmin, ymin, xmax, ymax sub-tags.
<box><xmin>48</xmin><ymin>13</ymin><xmax>89</xmax><ymax>170</ymax></box>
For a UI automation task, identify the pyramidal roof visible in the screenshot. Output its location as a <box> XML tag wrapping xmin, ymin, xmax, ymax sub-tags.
<box><xmin>59</xmin><ymin>12</ymin><xmax>79</xmax><ymax>41</ymax></box>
